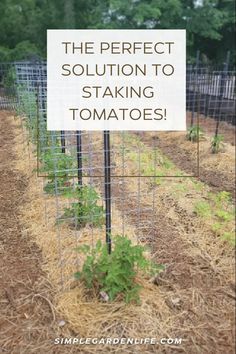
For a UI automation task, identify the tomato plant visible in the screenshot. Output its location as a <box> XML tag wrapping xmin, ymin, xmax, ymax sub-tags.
<box><xmin>75</xmin><ymin>235</ymin><xmax>164</xmax><ymax>303</ymax></box>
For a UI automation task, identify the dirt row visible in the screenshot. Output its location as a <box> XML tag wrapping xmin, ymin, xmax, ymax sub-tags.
<box><xmin>191</xmin><ymin>114</ymin><xmax>235</xmax><ymax>146</ymax></box>
<box><xmin>0</xmin><ymin>111</ymin><xmax>60</xmax><ymax>354</ymax></box>
<box><xmin>137</xmin><ymin>114</ymin><xmax>235</xmax><ymax>196</ymax></box>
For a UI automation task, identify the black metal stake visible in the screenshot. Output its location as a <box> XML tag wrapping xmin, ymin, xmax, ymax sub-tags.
<box><xmin>61</xmin><ymin>130</ymin><xmax>66</xmax><ymax>153</ymax></box>
<box><xmin>76</xmin><ymin>130</ymin><xmax>83</xmax><ymax>186</ymax></box>
<box><xmin>104</xmin><ymin>130</ymin><xmax>111</xmax><ymax>254</ymax></box>
<box><xmin>215</xmin><ymin>51</ymin><xmax>230</xmax><ymax>137</ymax></box>
<box><xmin>204</xmin><ymin>66</ymin><xmax>210</xmax><ymax>118</ymax></box>
<box><xmin>36</xmin><ymin>83</ymin><xmax>40</xmax><ymax>170</ymax></box>
<box><xmin>191</xmin><ymin>50</ymin><xmax>200</xmax><ymax>126</ymax></box>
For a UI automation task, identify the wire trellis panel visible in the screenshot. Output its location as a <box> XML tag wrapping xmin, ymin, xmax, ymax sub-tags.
<box><xmin>0</xmin><ymin>58</ymin><xmax>234</xmax><ymax>290</ymax></box>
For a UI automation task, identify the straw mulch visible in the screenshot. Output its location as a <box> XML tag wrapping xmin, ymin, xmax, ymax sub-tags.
<box><xmin>9</xmin><ymin>113</ymin><xmax>236</xmax><ymax>353</ymax></box>
<box><xmin>13</xmin><ymin>116</ymin><xmax>180</xmax><ymax>354</ymax></box>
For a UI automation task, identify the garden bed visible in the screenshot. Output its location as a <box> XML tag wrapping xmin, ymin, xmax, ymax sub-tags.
<box><xmin>1</xmin><ymin>110</ymin><xmax>235</xmax><ymax>353</ymax></box>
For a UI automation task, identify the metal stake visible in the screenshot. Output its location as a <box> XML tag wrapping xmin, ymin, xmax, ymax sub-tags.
<box><xmin>76</xmin><ymin>130</ymin><xmax>83</xmax><ymax>186</ymax></box>
<box><xmin>61</xmin><ymin>130</ymin><xmax>66</xmax><ymax>153</ymax></box>
<box><xmin>104</xmin><ymin>130</ymin><xmax>111</xmax><ymax>254</ymax></box>
<box><xmin>191</xmin><ymin>50</ymin><xmax>200</xmax><ymax>126</ymax></box>
<box><xmin>215</xmin><ymin>51</ymin><xmax>230</xmax><ymax>136</ymax></box>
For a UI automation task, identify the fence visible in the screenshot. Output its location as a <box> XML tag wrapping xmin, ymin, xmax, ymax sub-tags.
<box><xmin>1</xmin><ymin>60</ymin><xmax>235</xmax><ymax>123</ymax></box>
<box><xmin>186</xmin><ymin>64</ymin><xmax>235</xmax><ymax>125</ymax></box>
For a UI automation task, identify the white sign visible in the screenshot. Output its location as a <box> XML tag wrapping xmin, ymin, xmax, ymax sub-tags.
<box><xmin>47</xmin><ymin>29</ymin><xmax>186</xmax><ymax>131</ymax></box>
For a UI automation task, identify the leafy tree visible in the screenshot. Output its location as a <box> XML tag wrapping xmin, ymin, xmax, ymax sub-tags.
<box><xmin>0</xmin><ymin>0</ymin><xmax>234</xmax><ymax>63</ymax></box>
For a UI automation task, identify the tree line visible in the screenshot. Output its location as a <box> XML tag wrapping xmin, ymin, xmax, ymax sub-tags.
<box><xmin>0</xmin><ymin>0</ymin><xmax>234</xmax><ymax>64</ymax></box>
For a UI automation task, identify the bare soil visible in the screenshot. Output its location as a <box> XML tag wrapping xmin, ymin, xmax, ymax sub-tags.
<box><xmin>191</xmin><ymin>113</ymin><xmax>235</xmax><ymax>146</ymax></box>
<box><xmin>139</xmin><ymin>113</ymin><xmax>235</xmax><ymax>196</ymax></box>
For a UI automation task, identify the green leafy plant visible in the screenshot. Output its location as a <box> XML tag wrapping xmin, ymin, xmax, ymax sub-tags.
<box><xmin>174</xmin><ymin>183</ymin><xmax>188</xmax><ymax>193</ymax></box>
<box><xmin>162</xmin><ymin>157</ymin><xmax>174</xmax><ymax>170</ymax></box>
<box><xmin>221</xmin><ymin>232</ymin><xmax>235</xmax><ymax>247</ymax></box>
<box><xmin>192</xmin><ymin>180</ymin><xmax>204</xmax><ymax>191</ymax></box>
<box><xmin>212</xmin><ymin>222</ymin><xmax>222</xmax><ymax>233</ymax></box>
<box><xmin>211</xmin><ymin>134</ymin><xmax>224</xmax><ymax>153</ymax></box>
<box><xmin>75</xmin><ymin>235</ymin><xmax>164</xmax><ymax>303</ymax></box>
<box><xmin>16</xmin><ymin>86</ymin><xmax>38</xmax><ymax>141</ymax></box>
<box><xmin>194</xmin><ymin>201</ymin><xmax>211</xmax><ymax>218</ymax></box>
<box><xmin>3</xmin><ymin>66</ymin><xmax>16</xmax><ymax>96</ymax></box>
<box><xmin>215</xmin><ymin>210</ymin><xmax>233</xmax><ymax>222</ymax></box>
<box><xmin>40</xmin><ymin>150</ymin><xmax>74</xmax><ymax>194</ymax></box>
<box><xmin>61</xmin><ymin>185</ymin><xmax>104</xmax><ymax>228</ymax></box>
<box><xmin>142</xmin><ymin>166</ymin><xmax>164</xmax><ymax>186</ymax></box>
<box><xmin>186</xmin><ymin>125</ymin><xmax>204</xmax><ymax>142</ymax></box>
<box><xmin>214</xmin><ymin>191</ymin><xmax>231</xmax><ymax>206</ymax></box>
